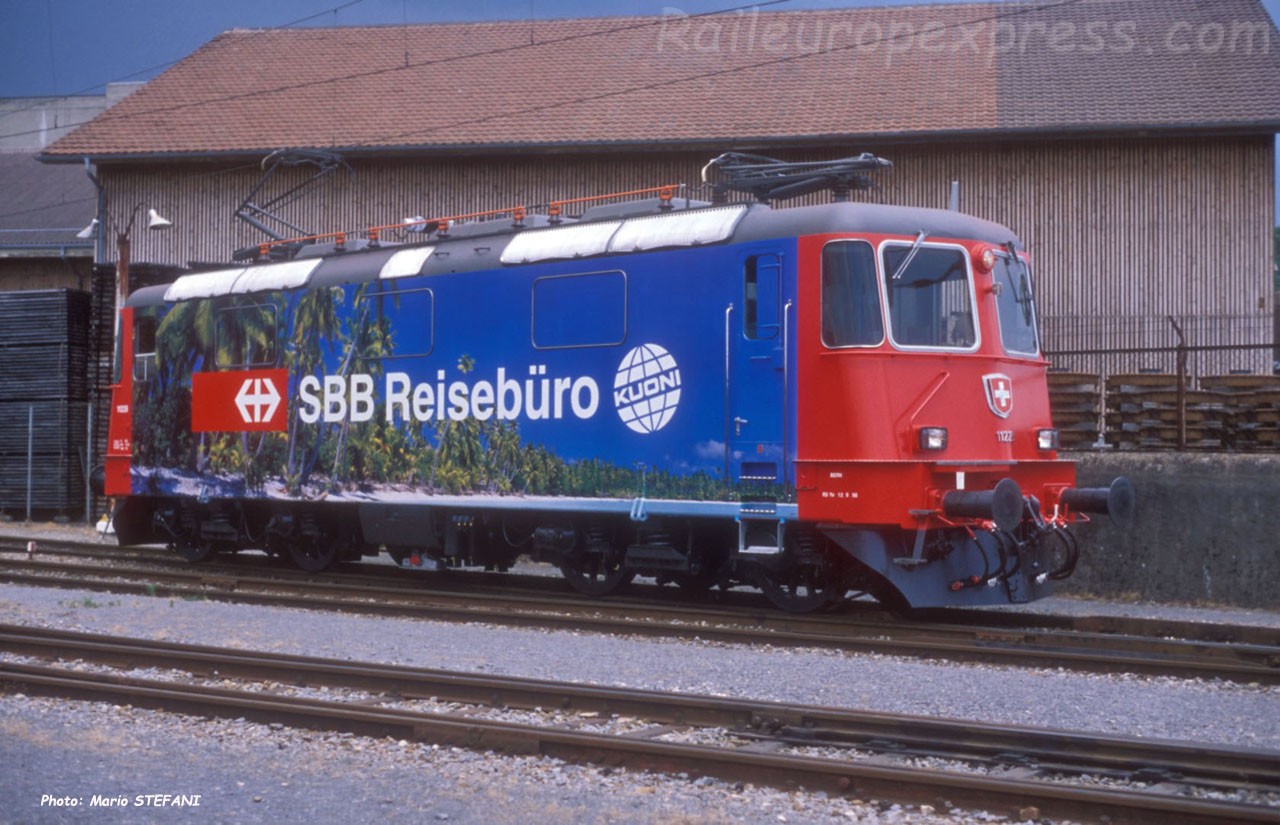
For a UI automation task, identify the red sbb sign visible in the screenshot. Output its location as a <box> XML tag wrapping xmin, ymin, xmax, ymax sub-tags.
<box><xmin>192</xmin><ymin>369</ymin><xmax>288</xmax><ymax>432</ymax></box>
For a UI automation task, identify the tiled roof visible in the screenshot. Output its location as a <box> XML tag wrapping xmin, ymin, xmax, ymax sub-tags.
<box><xmin>0</xmin><ymin>154</ymin><xmax>96</xmax><ymax>252</ymax></box>
<box><xmin>42</xmin><ymin>0</ymin><xmax>1280</xmax><ymax>160</ymax></box>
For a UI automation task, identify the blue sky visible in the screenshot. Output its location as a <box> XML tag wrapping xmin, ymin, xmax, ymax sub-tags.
<box><xmin>2</xmin><ymin>0</ymin><xmax>1278</xmax><ymax>221</ymax></box>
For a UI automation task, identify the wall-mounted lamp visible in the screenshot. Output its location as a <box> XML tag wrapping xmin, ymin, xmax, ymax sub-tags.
<box><xmin>146</xmin><ymin>208</ymin><xmax>173</xmax><ymax>231</ymax></box>
<box><xmin>75</xmin><ymin>218</ymin><xmax>99</xmax><ymax>239</ymax></box>
<box><xmin>116</xmin><ymin>204</ymin><xmax>174</xmax><ymax>304</ymax></box>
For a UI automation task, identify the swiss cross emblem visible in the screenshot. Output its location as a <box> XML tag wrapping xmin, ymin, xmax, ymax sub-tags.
<box><xmin>983</xmin><ymin>373</ymin><xmax>1013</xmax><ymax>419</ymax></box>
<box><xmin>192</xmin><ymin>369</ymin><xmax>288</xmax><ymax>432</ymax></box>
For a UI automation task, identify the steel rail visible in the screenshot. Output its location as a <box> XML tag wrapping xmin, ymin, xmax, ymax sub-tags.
<box><xmin>5</xmin><ymin>536</ymin><xmax>1280</xmax><ymax>648</ymax></box>
<box><xmin>3</xmin><ymin>622</ymin><xmax>1278</xmax><ymax>792</ymax></box>
<box><xmin>1</xmin><ymin>657</ymin><xmax>1276</xmax><ymax>824</ymax></box>
<box><xmin>2</xmin><ymin>556</ymin><xmax>1279</xmax><ymax>685</ymax></box>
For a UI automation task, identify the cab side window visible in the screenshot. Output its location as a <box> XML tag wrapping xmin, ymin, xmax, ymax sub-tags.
<box><xmin>821</xmin><ymin>241</ymin><xmax>883</xmax><ymax>348</ymax></box>
<box><xmin>133</xmin><ymin>312</ymin><xmax>157</xmax><ymax>381</ymax></box>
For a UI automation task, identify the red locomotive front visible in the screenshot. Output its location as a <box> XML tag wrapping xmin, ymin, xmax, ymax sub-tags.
<box><xmin>793</xmin><ymin>222</ymin><xmax>1131</xmax><ymax>608</ymax></box>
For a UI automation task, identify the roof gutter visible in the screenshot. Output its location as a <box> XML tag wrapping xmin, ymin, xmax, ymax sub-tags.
<box><xmin>36</xmin><ymin>120</ymin><xmax>1280</xmax><ymax>165</ymax></box>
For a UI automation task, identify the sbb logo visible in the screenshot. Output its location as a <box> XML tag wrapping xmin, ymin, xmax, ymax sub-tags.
<box><xmin>236</xmin><ymin>376</ymin><xmax>282</xmax><ymax>423</ymax></box>
<box><xmin>192</xmin><ymin>369</ymin><xmax>288</xmax><ymax>432</ymax></box>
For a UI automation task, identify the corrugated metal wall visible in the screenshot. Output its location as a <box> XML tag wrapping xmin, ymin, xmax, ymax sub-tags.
<box><xmin>97</xmin><ymin>134</ymin><xmax>1275</xmax><ymax>374</ymax></box>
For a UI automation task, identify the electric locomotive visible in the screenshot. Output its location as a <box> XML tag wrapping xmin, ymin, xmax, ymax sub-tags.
<box><xmin>101</xmin><ymin>154</ymin><xmax>1131</xmax><ymax>612</ymax></box>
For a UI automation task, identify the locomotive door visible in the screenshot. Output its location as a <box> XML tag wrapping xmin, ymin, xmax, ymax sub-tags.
<box><xmin>726</xmin><ymin>252</ymin><xmax>787</xmax><ymax>488</ymax></box>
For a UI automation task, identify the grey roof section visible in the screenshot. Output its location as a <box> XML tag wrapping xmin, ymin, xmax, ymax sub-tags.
<box><xmin>997</xmin><ymin>0</ymin><xmax>1280</xmax><ymax>132</ymax></box>
<box><xmin>127</xmin><ymin>200</ymin><xmax>1020</xmax><ymax>307</ymax></box>
<box><xmin>0</xmin><ymin>154</ymin><xmax>96</xmax><ymax>255</ymax></box>
<box><xmin>0</xmin><ymin>83</ymin><xmax>143</xmax><ymax>153</ymax></box>
<box><xmin>733</xmin><ymin>202</ymin><xmax>1022</xmax><ymax>249</ymax></box>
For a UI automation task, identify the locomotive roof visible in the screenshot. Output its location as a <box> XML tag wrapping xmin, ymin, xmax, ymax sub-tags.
<box><xmin>738</xmin><ymin>201</ymin><xmax>1019</xmax><ymax>248</ymax></box>
<box><xmin>132</xmin><ymin>201</ymin><xmax>1021</xmax><ymax>308</ymax></box>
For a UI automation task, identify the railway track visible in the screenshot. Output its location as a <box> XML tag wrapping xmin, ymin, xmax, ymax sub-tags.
<box><xmin>3</xmin><ymin>537</ymin><xmax>1280</xmax><ymax>684</ymax></box>
<box><xmin>1</xmin><ymin>623</ymin><xmax>1276</xmax><ymax>824</ymax></box>
<box><xmin>7</xmin><ymin>536</ymin><xmax>1278</xmax><ymax>644</ymax></box>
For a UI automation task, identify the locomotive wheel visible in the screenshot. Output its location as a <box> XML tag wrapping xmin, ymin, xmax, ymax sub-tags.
<box><xmin>289</xmin><ymin>535</ymin><xmax>337</xmax><ymax>572</ymax></box>
<box><xmin>754</xmin><ymin>541</ymin><xmax>848</xmax><ymax>613</ymax></box>
<box><xmin>757</xmin><ymin>566</ymin><xmax>845</xmax><ymax>613</ymax></box>
<box><xmin>559</xmin><ymin>549</ymin><xmax>633</xmax><ymax>597</ymax></box>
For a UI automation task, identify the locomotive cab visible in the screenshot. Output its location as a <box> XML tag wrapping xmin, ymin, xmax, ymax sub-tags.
<box><xmin>793</xmin><ymin>212</ymin><xmax>1129</xmax><ymax>609</ymax></box>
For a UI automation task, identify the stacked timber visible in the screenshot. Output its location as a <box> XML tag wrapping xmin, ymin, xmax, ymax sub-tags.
<box><xmin>1046</xmin><ymin>372</ymin><xmax>1101</xmax><ymax>448</ymax></box>
<box><xmin>0</xmin><ymin>290</ymin><xmax>91</xmax><ymax>515</ymax></box>
<box><xmin>1198</xmin><ymin>375</ymin><xmax>1280</xmax><ymax>451</ymax></box>
<box><xmin>1103</xmin><ymin>373</ymin><xmax>1226</xmax><ymax>450</ymax></box>
<box><xmin>1103</xmin><ymin>372</ymin><xmax>1280</xmax><ymax>451</ymax></box>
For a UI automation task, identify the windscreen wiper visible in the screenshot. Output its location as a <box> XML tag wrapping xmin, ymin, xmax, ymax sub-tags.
<box><xmin>890</xmin><ymin>230</ymin><xmax>928</xmax><ymax>280</ymax></box>
<box><xmin>1004</xmin><ymin>241</ymin><xmax>1034</xmax><ymax>325</ymax></box>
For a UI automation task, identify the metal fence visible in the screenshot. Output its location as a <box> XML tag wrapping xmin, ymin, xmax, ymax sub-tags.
<box><xmin>1042</xmin><ymin>314</ymin><xmax>1275</xmax><ymax>377</ymax></box>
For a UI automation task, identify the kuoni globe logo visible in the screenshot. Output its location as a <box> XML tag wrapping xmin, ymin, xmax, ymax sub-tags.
<box><xmin>613</xmin><ymin>343</ymin><xmax>682</xmax><ymax>434</ymax></box>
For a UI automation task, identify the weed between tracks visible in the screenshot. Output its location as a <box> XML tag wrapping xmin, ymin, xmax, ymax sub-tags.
<box><xmin>60</xmin><ymin>597</ymin><xmax>120</xmax><ymax>609</ymax></box>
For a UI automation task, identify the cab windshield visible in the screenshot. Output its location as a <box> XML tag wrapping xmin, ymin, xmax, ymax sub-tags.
<box><xmin>992</xmin><ymin>253</ymin><xmax>1039</xmax><ymax>356</ymax></box>
<box><xmin>881</xmin><ymin>244</ymin><xmax>976</xmax><ymax>349</ymax></box>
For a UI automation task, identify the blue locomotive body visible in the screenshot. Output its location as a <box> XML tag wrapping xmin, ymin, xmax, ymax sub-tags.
<box><xmin>124</xmin><ymin>204</ymin><xmax>799</xmax><ymax>518</ymax></box>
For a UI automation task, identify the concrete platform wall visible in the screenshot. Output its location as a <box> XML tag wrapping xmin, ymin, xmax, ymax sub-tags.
<box><xmin>1064</xmin><ymin>452</ymin><xmax>1280</xmax><ymax>608</ymax></box>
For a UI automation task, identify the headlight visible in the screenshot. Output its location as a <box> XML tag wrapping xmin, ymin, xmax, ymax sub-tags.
<box><xmin>918</xmin><ymin>427</ymin><xmax>948</xmax><ymax>451</ymax></box>
<box><xmin>1037</xmin><ymin>428</ymin><xmax>1059</xmax><ymax>451</ymax></box>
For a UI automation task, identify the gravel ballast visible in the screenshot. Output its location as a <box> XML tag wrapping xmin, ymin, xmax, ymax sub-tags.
<box><xmin>2</xmin><ymin>525</ymin><xmax>1279</xmax><ymax>823</ymax></box>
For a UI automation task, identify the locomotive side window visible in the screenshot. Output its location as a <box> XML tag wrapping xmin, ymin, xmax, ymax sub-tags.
<box><xmin>821</xmin><ymin>241</ymin><xmax>883</xmax><ymax>348</ymax></box>
<box><xmin>744</xmin><ymin>254</ymin><xmax>781</xmax><ymax>340</ymax></box>
<box><xmin>532</xmin><ymin>270</ymin><xmax>627</xmax><ymax>349</ymax></box>
<box><xmin>358</xmin><ymin>285</ymin><xmax>434</xmax><ymax>359</ymax></box>
<box><xmin>881</xmin><ymin>244</ymin><xmax>976</xmax><ymax>350</ymax></box>
<box><xmin>214</xmin><ymin>303</ymin><xmax>278</xmax><ymax>368</ymax></box>
<box><xmin>133</xmin><ymin>312</ymin><xmax>157</xmax><ymax>382</ymax></box>
<box><xmin>992</xmin><ymin>253</ymin><xmax>1039</xmax><ymax>356</ymax></box>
